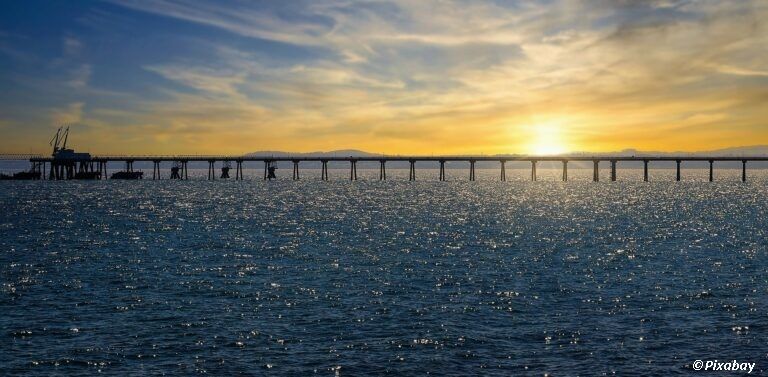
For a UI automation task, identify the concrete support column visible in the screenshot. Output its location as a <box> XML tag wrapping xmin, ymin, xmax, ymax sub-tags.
<box><xmin>292</xmin><ymin>161</ymin><xmax>299</xmax><ymax>180</ymax></box>
<box><xmin>379</xmin><ymin>160</ymin><xmax>386</xmax><ymax>181</ymax></box>
<box><xmin>676</xmin><ymin>160</ymin><xmax>681</xmax><ymax>182</ymax></box>
<box><xmin>500</xmin><ymin>161</ymin><xmax>506</xmax><ymax>182</ymax></box>
<box><xmin>409</xmin><ymin>160</ymin><xmax>416</xmax><ymax>181</ymax></box>
<box><xmin>742</xmin><ymin>160</ymin><xmax>747</xmax><ymax>182</ymax></box>
<box><xmin>531</xmin><ymin>161</ymin><xmax>537</xmax><ymax>181</ymax></box>
<box><xmin>593</xmin><ymin>160</ymin><xmax>599</xmax><ymax>182</ymax></box>
<box><xmin>183</xmin><ymin>161</ymin><xmax>188</xmax><ymax>180</ymax></box>
<box><xmin>321</xmin><ymin>160</ymin><xmax>328</xmax><ymax>181</ymax></box>
<box><xmin>708</xmin><ymin>160</ymin><xmax>714</xmax><ymax>182</ymax></box>
<box><xmin>439</xmin><ymin>160</ymin><xmax>446</xmax><ymax>181</ymax></box>
<box><xmin>643</xmin><ymin>160</ymin><xmax>649</xmax><ymax>182</ymax></box>
<box><xmin>350</xmin><ymin>160</ymin><xmax>357</xmax><ymax>181</ymax></box>
<box><xmin>469</xmin><ymin>160</ymin><xmax>475</xmax><ymax>181</ymax></box>
<box><xmin>562</xmin><ymin>160</ymin><xmax>568</xmax><ymax>182</ymax></box>
<box><xmin>610</xmin><ymin>160</ymin><xmax>617</xmax><ymax>182</ymax></box>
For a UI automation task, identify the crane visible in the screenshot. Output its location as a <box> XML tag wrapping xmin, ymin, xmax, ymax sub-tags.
<box><xmin>61</xmin><ymin>126</ymin><xmax>70</xmax><ymax>150</ymax></box>
<box><xmin>49</xmin><ymin>126</ymin><xmax>63</xmax><ymax>156</ymax></box>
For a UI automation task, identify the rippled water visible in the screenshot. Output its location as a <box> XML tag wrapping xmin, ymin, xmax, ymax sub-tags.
<box><xmin>2</xmin><ymin>169</ymin><xmax>767</xmax><ymax>375</ymax></box>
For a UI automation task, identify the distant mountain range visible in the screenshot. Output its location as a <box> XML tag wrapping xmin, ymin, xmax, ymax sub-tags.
<box><xmin>245</xmin><ymin>149</ymin><xmax>380</xmax><ymax>158</ymax></box>
<box><xmin>247</xmin><ymin>146</ymin><xmax>768</xmax><ymax>157</ymax></box>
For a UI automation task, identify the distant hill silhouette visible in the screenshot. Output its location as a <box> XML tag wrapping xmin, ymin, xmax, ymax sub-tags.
<box><xmin>245</xmin><ymin>149</ymin><xmax>381</xmax><ymax>158</ymax></box>
<box><xmin>247</xmin><ymin>146</ymin><xmax>768</xmax><ymax>157</ymax></box>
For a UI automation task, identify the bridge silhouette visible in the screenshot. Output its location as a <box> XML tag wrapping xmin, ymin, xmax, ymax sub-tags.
<box><xmin>2</xmin><ymin>154</ymin><xmax>767</xmax><ymax>182</ymax></box>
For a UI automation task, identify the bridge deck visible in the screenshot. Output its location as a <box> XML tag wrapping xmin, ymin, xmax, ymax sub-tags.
<box><xmin>10</xmin><ymin>155</ymin><xmax>768</xmax><ymax>162</ymax></box>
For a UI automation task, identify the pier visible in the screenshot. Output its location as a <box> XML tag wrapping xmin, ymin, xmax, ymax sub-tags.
<box><xmin>2</xmin><ymin>154</ymin><xmax>767</xmax><ymax>182</ymax></box>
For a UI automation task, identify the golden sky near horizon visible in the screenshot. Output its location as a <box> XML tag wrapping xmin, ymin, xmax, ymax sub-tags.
<box><xmin>0</xmin><ymin>0</ymin><xmax>767</xmax><ymax>155</ymax></box>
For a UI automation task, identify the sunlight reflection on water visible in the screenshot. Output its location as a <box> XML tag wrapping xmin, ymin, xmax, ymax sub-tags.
<box><xmin>1</xmin><ymin>170</ymin><xmax>767</xmax><ymax>375</ymax></box>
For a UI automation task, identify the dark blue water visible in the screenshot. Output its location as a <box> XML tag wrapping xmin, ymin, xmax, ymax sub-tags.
<box><xmin>2</xmin><ymin>169</ymin><xmax>767</xmax><ymax>375</ymax></box>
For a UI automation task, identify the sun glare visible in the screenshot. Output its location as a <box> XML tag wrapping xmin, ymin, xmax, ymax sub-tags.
<box><xmin>531</xmin><ymin>142</ymin><xmax>567</xmax><ymax>156</ymax></box>
<box><xmin>526</xmin><ymin>122</ymin><xmax>569</xmax><ymax>155</ymax></box>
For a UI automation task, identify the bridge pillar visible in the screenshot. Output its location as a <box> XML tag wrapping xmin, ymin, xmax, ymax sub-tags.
<box><xmin>708</xmin><ymin>160</ymin><xmax>714</xmax><ymax>182</ymax></box>
<box><xmin>531</xmin><ymin>160</ymin><xmax>537</xmax><ymax>181</ymax></box>
<box><xmin>500</xmin><ymin>160</ymin><xmax>506</xmax><ymax>182</ymax></box>
<box><xmin>350</xmin><ymin>160</ymin><xmax>357</xmax><ymax>181</ymax></box>
<box><xmin>292</xmin><ymin>161</ymin><xmax>299</xmax><ymax>180</ymax></box>
<box><xmin>610</xmin><ymin>160</ymin><xmax>617</xmax><ymax>182</ymax></box>
<box><xmin>676</xmin><ymin>160</ymin><xmax>681</xmax><ymax>181</ymax></box>
<box><xmin>469</xmin><ymin>160</ymin><xmax>475</xmax><ymax>181</ymax></box>
<box><xmin>439</xmin><ymin>160</ymin><xmax>446</xmax><ymax>181</ymax></box>
<box><xmin>593</xmin><ymin>160</ymin><xmax>599</xmax><ymax>182</ymax></box>
<box><xmin>562</xmin><ymin>160</ymin><xmax>568</xmax><ymax>182</ymax></box>
<box><xmin>409</xmin><ymin>160</ymin><xmax>416</xmax><ymax>181</ymax></box>
<box><xmin>379</xmin><ymin>160</ymin><xmax>386</xmax><ymax>181</ymax></box>
<box><xmin>643</xmin><ymin>160</ymin><xmax>649</xmax><ymax>182</ymax></box>
<box><xmin>208</xmin><ymin>161</ymin><xmax>216</xmax><ymax>180</ymax></box>
<box><xmin>321</xmin><ymin>160</ymin><xmax>328</xmax><ymax>181</ymax></box>
<box><xmin>742</xmin><ymin>160</ymin><xmax>747</xmax><ymax>182</ymax></box>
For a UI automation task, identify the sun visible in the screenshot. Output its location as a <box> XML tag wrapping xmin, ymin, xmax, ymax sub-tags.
<box><xmin>527</xmin><ymin>122</ymin><xmax>569</xmax><ymax>155</ymax></box>
<box><xmin>531</xmin><ymin>142</ymin><xmax>567</xmax><ymax>155</ymax></box>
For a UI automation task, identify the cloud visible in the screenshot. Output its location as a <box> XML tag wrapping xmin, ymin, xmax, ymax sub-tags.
<box><xmin>4</xmin><ymin>0</ymin><xmax>768</xmax><ymax>154</ymax></box>
<box><xmin>68</xmin><ymin>64</ymin><xmax>92</xmax><ymax>88</ymax></box>
<box><xmin>63</xmin><ymin>36</ymin><xmax>83</xmax><ymax>56</ymax></box>
<box><xmin>714</xmin><ymin>65</ymin><xmax>768</xmax><ymax>77</ymax></box>
<box><xmin>51</xmin><ymin>102</ymin><xmax>85</xmax><ymax>125</ymax></box>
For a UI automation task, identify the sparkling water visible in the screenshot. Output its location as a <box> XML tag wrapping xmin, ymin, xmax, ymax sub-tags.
<box><xmin>2</xmin><ymin>169</ymin><xmax>767</xmax><ymax>375</ymax></box>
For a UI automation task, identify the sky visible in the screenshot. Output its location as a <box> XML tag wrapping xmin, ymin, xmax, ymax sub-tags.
<box><xmin>0</xmin><ymin>0</ymin><xmax>767</xmax><ymax>155</ymax></box>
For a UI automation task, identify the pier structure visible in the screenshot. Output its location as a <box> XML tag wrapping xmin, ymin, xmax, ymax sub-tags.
<box><xmin>2</xmin><ymin>154</ymin><xmax>767</xmax><ymax>182</ymax></box>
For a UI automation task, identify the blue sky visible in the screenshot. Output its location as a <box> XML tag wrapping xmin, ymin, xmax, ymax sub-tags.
<box><xmin>1</xmin><ymin>1</ymin><xmax>767</xmax><ymax>154</ymax></box>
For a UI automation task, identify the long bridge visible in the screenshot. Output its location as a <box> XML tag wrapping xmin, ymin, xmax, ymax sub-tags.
<box><xmin>2</xmin><ymin>154</ymin><xmax>767</xmax><ymax>182</ymax></box>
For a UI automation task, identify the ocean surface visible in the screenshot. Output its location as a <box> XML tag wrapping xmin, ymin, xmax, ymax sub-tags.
<box><xmin>2</xmin><ymin>168</ymin><xmax>767</xmax><ymax>375</ymax></box>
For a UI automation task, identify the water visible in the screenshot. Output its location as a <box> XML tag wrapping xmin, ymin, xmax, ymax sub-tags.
<box><xmin>2</xmin><ymin>169</ymin><xmax>767</xmax><ymax>375</ymax></box>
